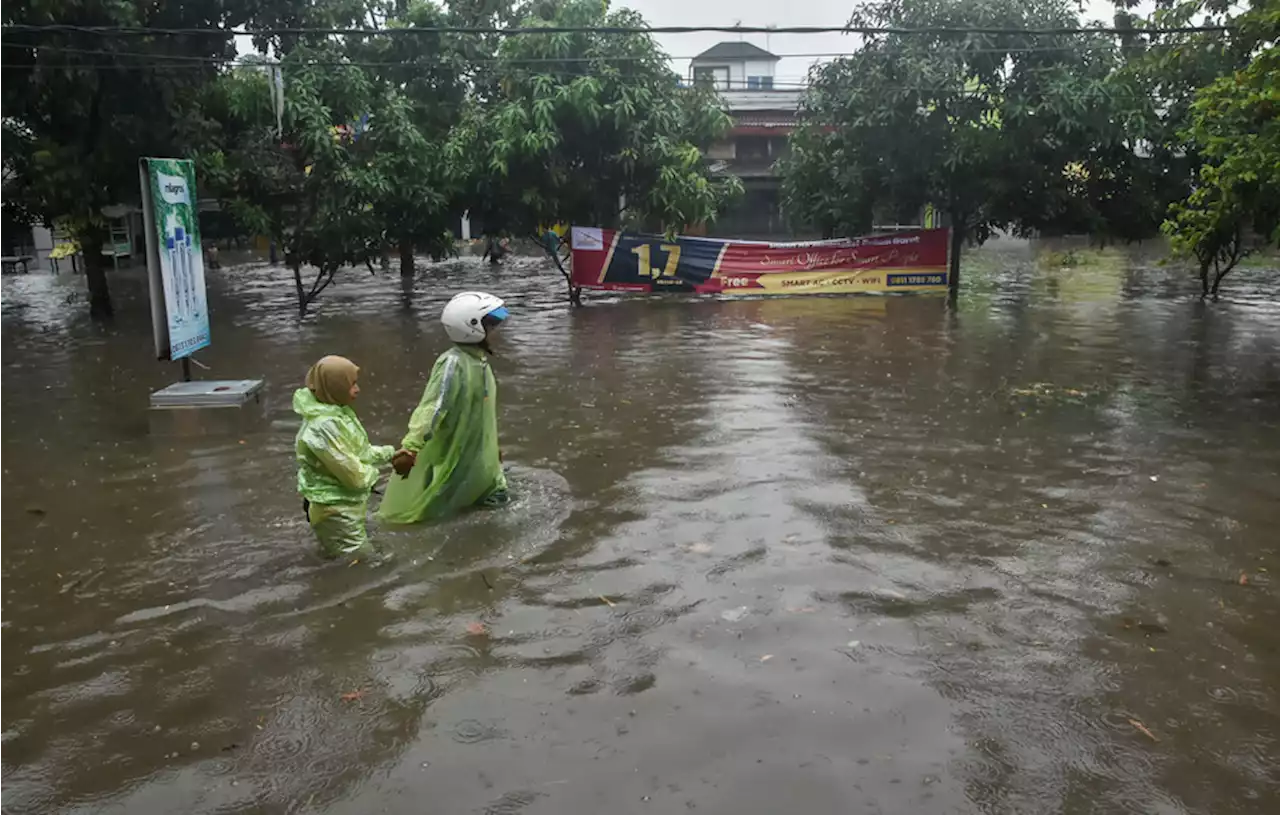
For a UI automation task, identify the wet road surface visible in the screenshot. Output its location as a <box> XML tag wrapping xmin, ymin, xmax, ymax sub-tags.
<box><xmin>3</xmin><ymin>241</ymin><xmax>1279</xmax><ymax>814</ymax></box>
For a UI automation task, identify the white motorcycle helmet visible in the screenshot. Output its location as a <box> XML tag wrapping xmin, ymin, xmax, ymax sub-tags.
<box><xmin>441</xmin><ymin>291</ymin><xmax>508</xmax><ymax>343</ymax></box>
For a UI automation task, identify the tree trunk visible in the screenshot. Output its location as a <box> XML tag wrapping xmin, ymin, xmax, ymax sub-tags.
<box><xmin>399</xmin><ymin>240</ymin><xmax>415</xmax><ymax>278</ymax></box>
<box><xmin>1211</xmin><ymin>265</ymin><xmax>1231</xmax><ymax>298</ymax></box>
<box><xmin>78</xmin><ymin>222</ymin><xmax>113</xmax><ymax>318</ymax></box>
<box><xmin>948</xmin><ymin>222</ymin><xmax>965</xmax><ymax>301</ymax></box>
<box><xmin>292</xmin><ymin>261</ymin><xmax>306</xmax><ymax>318</ymax></box>
<box><xmin>537</xmin><ymin>233</ymin><xmax>580</xmax><ymax>306</ymax></box>
<box><xmin>1198</xmin><ymin>258</ymin><xmax>1211</xmax><ymax>298</ymax></box>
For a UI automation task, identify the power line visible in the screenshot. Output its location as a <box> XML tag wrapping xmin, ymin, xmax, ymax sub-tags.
<box><xmin>0</xmin><ymin>59</ymin><xmax>1152</xmax><ymax>99</ymax></box>
<box><xmin>0</xmin><ymin>63</ymin><xmax>1147</xmax><ymax>106</ymax></box>
<box><xmin>0</xmin><ymin>23</ymin><xmax>1234</xmax><ymax>38</ymax></box>
<box><xmin>0</xmin><ymin>39</ymin><xmax>1195</xmax><ymax>72</ymax></box>
<box><xmin>0</xmin><ymin>59</ymin><xmax>1183</xmax><ymax>93</ymax></box>
<box><xmin>0</xmin><ymin>62</ymin><xmax>812</xmax><ymax>83</ymax></box>
<box><xmin>0</xmin><ymin>42</ymin><xmax>706</xmax><ymax>65</ymax></box>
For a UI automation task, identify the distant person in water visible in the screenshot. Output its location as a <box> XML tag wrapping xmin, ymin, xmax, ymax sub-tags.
<box><xmin>293</xmin><ymin>356</ymin><xmax>396</xmax><ymax>558</ymax></box>
<box><xmin>378</xmin><ymin>292</ymin><xmax>510</xmax><ymax>525</ymax></box>
<box><xmin>482</xmin><ymin>234</ymin><xmax>508</xmax><ymax>265</ymax></box>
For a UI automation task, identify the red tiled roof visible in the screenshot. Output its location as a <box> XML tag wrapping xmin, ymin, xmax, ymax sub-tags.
<box><xmin>732</xmin><ymin>113</ymin><xmax>798</xmax><ymax>128</ymax></box>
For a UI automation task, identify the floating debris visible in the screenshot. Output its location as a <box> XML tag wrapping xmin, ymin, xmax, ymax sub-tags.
<box><xmin>1005</xmin><ymin>383</ymin><xmax>1094</xmax><ymax>403</ymax></box>
<box><xmin>1128</xmin><ymin>718</ymin><xmax>1159</xmax><ymax>742</ymax></box>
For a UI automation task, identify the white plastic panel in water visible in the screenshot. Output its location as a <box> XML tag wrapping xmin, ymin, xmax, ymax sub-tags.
<box><xmin>150</xmin><ymin>379</ymin><xmax>265</xmax><ymax>409</ymax></box>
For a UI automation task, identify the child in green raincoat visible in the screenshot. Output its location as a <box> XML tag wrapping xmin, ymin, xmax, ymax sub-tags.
<box><xmin>378</xmin><ymin>291</ymin><xmax>509</xmax><ymax>525</ymax></box>
<box><xmin>294</xmin><ymin>356</ymin><xmax>396</xmax><ymax>557</ymax></box>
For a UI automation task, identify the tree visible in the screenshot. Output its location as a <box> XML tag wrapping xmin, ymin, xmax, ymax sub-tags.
<box><xmin>0</xmin><ymin>142</ymin><xmax>39</xmax><ymax>232</ymax></box>
<box><xmin>782</xmin><ymin>0</ymin><xmax>1144</xmax><ymax>296</ymax></box>
<box><xmin>454</xmin><ymin>0</ymin><xmax>741</xmax><ymax>301</ymax></box>
<box><xmin>1165</xmin><ymin>186</ymin><xmax>1248</xmax><ymax>298</ymax></box>
<box><xmin>1161</xmin><ymin>0</ymin><xmax>1280</xmax><ymax>296</ymax></box>
<box><xmin>354</xmin><ymin>0</ymin><xmax>477</xmax><ymax>278</ymax></box>
<box><xmin>1098</xmin><ymin>1</ymin><xmax>1246</xmax><ymax>243</ymax></box>
<box><xmin>203</xmin><ymin>46</ymin><xmax>398</xmax><ymax>316</ymax></box>
<box><xmin>204</xmin><ymin>0</ymin><xmax>484</xmax><ymax>309</ymax></box>
<box><xmin>2</xmin><ymin>0</ymin><xmax>240</xmax><ymax>317</ymax></box>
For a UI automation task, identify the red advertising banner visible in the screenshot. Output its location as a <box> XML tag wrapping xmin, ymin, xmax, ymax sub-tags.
<box><xmin>570</xmin><ymin>227</ymin><xmax>950</xmax><ymax>295</ymax></box>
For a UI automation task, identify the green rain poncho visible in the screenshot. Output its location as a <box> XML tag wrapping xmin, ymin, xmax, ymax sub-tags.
<box><xmin>294</xmin><ymin>387</ymin><xmax>395</xmax><ymax>557</ymax></box>
<box><xmin>377</xmin><ymin>345</ymin><xmax>507</xmax><ymax>524</ymax></box>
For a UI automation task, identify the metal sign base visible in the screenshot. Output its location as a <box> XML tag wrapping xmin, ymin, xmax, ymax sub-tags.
<box><xmin>148</xmin><ymin>379</ymin><xmax>266</xmax><ymax>436</ymax></box>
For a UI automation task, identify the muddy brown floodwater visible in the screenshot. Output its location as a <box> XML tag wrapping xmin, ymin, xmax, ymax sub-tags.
<box><xmin>3</xmin><ymin>241</ymin><xmax>1279</xmax><ymax>814</ymax></box>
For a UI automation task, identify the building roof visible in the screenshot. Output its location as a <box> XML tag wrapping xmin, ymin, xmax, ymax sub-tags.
<box><xmin>732</xmin><ymin>112</ymin><xmax>799</xmax><ymax>128</ymax></box>
<box><xmin>691</xmin><ymin>41</ymin><xmax>780</xmax><ymax>62</ymax></box>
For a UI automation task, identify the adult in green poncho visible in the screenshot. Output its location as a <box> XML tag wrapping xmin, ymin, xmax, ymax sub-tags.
<box><xmin>294</xmin><ymin>356</ymin><xmax>396</xmax><ymax>557</ymax></box>
<box><xmin>378</xmin><ymin>291</ymin><xmax>510</xmax><ymax>524</ymax></box>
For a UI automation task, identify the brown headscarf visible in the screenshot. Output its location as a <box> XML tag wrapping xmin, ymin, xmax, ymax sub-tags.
<box><xmin>305</xmin><ymin>355</ymin><xmax>359</xmax><ymax>406</ymax></box>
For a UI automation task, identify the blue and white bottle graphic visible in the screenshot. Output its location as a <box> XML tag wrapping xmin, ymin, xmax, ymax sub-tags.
<box><xmin>163</xmin><ymin>212</ymin><xmax>195</xmax><ymax>324</ymax></box>
<box><xmin>164</xmin><ymin>215</ymin><xmax>182</xmax><ymax>324</ymax></box>
<box><xmin>175</xmin><ymin>224</ymin><xmax>190</xmax><ymax>320</ymax></box>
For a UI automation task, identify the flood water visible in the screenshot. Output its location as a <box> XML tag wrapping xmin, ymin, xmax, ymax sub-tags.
<box><xmin>3</xmin><ymin>241</ymin><xmax>1279</xmax><ymax>814</ymax></box>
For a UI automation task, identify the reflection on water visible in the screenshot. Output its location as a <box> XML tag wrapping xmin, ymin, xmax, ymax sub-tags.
<box><xmin>3</xmin><ymin>241</ymin><xmax>1279</xmax><ymax>814</ymax></box>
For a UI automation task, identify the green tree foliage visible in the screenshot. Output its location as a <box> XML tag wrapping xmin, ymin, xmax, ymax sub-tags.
<box><xmin>202</xmin><ymin>0</ymin><xmax>481</xmax><ymax>309</ymax></box>
<box><xmin>353</xmin><ymin>0</ymin><xmax>475</xmax><ymax>277</ymax></box>
<box><xmin>1082</xmin><ymin>1</ymin><xmax>1255</xmax><ymax>278</ymax></box>
<box><xmin>202</xmin><ymin>0</ymin><xmax>478</xmax><ymax>312</ymax></box>
<box><xmin>455</xmin><ymin>0</ymin><xmax>741</xmax><ymax>299</ymax></box>
<box><xmin>1161</xmin><ymin>0</ymin><xmax>1280</xmax><ymax>296</ymax></box>
<box><xmin>782</xmin><ymin>0</ymin><xmax>1140</xmax><ymax>293</ymax></box>
<box><xmin>1111</xmin><ymin>1</ymin><xmax>1254</xmax><ymax>140</ymax></box>
<box><xmin>202</xmin><ymin>0</ymin><xmax>738</xmax><ymax>312</ymax></box>
<box><xmin>2</xmin><ymin>0</ymin><xmax>242</xmax><ymax>317</ymax></box>
<box><xmin>203</xmin><ymin>45</ymin><xmax>406</xmax><ymax>316</ymax></box>
<box><xmin>0</xmin><ymin>120</ymin><xmax>36</xmax><ymax>246</ymax></box>
<box><xmin>239</xmin><ymin>0</ymin><xmax>369</xmax><ymax>56</ymax></box>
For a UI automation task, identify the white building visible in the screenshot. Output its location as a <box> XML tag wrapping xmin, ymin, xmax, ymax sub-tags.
<box><xmin>690</xmin><ymin>43</ymin><xmax>803</xmax><ymax>237</ymax></box>
<box><xmin>689</xmin><ymin>41</ymin><xmax>782</xmax><ymax>91</ymax></box>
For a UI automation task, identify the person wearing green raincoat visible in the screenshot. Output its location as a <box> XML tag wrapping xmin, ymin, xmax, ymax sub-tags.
<box><xmin>377</xmin><ymin>291</ymin><xmax>509</xmax><ymax>525</ymax></box>
<box><xmin>294</xmin><ymin>356</ymin><xmax>396</xmax><ymax>557</ymax></box>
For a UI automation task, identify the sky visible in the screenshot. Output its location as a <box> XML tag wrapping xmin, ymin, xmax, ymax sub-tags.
<box><xmin>615</xmin><ymin>1</ymin><xmax>1151</xmax><ymax>85</ymax></box>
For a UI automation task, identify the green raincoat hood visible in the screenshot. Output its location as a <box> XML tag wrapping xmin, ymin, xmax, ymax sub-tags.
<box><xmin>293</xmin><ymin>386</ymin><xmax>347</xmax><ymax>420</ymax></box>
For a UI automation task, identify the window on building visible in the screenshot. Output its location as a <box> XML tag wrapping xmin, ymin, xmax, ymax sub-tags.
<box><xmin>737</xmin><ymin>136</ymin><xmax>771</xmax><ymax>161</ymax></box>
<box><xmin>746</xmin><ymin>76</ymin><xmax>774</xmax><ymax>90</ymax></box>
<box><xmin>693</xmin><ymin>66</ymin><xmax>730</xmax><ymax>89</ymax></box>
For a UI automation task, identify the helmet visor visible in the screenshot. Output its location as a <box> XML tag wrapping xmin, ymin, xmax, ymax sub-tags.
<box><xmin>486</xmin><ymin>306</ymin><xmax>509</xmax><ymax>322</ymax></box>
